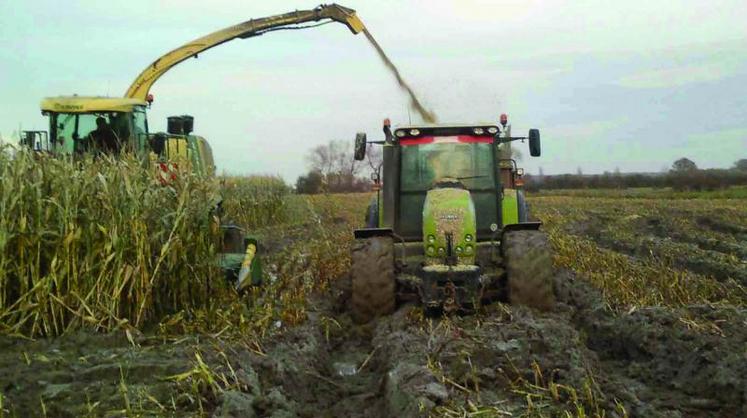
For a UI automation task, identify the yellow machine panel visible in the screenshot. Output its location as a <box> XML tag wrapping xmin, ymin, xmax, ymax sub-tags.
<box><xmin>40</xmin><ymin>97</ymin><xmax>147</xmax><ymax>114</ymax></box>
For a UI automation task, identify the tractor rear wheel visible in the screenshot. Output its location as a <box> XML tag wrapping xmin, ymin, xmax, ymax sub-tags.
<box><xmin>503</xmin><ymin>230</ymin><xmax>555</xmax><ymax>311</ymax></box>
<box><xmin>351</xmin><ymin>237</ymin><xmax>396</xmax><ymax>323</ymax></box>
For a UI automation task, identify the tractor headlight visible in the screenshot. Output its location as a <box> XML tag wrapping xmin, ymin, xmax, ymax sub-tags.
<box><xmin>409</xmin><ymin>129</ymin><xmax>420</xmax><ymax>136</ymax></box>
<box><xmin>427</xmin><ymin>235</ymin><xmax>436</xmax><ymax>244</ymax></box>
<box><xmin>464</xmin><ymin>234</ymin><xmax>473</xmax><ymax>242</ymax></box>
<box><xmin>427</xmin><ymin>245</ymin><xmax>435</xmax><ymax>255</ymax></box>
<box><xmin>395</xmin><ymin>130</ymin><xmax>405</xmax><ymax>138</ymax></box>
<box><xmin>465</xmin><ymin>245</ymin><xmax>474</xmax><ymax>254</ymax></box>
<box><xmin>487</xmin><ymin>127</ymin><xmax>498</xmax><ymax>134</ymax></box>
<box><xmin>438</xmin><ymin>247</ymin><xmax>446</xmax><ymax>256</ymax></box>
<box><xmin>456</xmin><ymin>246</ymin><xmax>463</xmax><ymax>254</ymax></box>
<box><xmin>473</xmin><ymin>127</ymin><xmax>484</xmax><ymax>135</ymax></box>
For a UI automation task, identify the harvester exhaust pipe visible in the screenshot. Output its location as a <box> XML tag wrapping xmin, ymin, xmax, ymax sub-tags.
<box><xmin>167</xmin><ymin>115</ymin><xmax>194</xmax><ymax>135</ymax></box>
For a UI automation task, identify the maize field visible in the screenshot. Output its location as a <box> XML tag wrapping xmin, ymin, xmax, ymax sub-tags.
<box><xmin>0</xmin><ymin>162</ymin><xmax>745</xmax><ymax>417</ymax></box>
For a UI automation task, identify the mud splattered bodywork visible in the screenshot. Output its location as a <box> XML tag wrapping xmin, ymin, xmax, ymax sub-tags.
<box><xmin>422</xmin><ymin>185</ymin><xmax>476</xmax><ymax>266</ymax></box>
<box><xmin>351</xmin><ymin>121</ymin><xmax>548</xmax><ymax>319</ymax></box>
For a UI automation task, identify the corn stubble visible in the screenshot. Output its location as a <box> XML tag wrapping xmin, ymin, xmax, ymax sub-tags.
<box><xmin>531</xmin><ymin>195</ymin><xmax>747</xmax><ymax>309</ymax></box>
<box><xmin>0</xmin><ymin>149</ymin><xmax>225</xmax><ymax>337</ymax></box>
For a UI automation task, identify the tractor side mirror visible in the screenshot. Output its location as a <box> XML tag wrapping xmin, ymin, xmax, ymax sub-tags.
<box><xmin>528</xmin><ymin>129</ymin><xmax>541</xmax><ymax>157</ymax></box>
<box><xmin>354</xmin><ymin>132</ymin><xmax>367</xmax><ymax>161</ymax></box>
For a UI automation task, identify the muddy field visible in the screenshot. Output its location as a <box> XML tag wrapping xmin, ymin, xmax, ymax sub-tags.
<box><xmin>1</xmin><ymin>192</ymin><xmax>745</xmax><ymax>417</ymax></box>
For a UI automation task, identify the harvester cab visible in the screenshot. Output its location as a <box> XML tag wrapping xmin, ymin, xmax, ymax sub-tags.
<box><xmin>33</xmin><ymin>97</ymin><xmax>215</xmax><ymax>180</ymax></box>
<box><xmin>349</xmin><ymin>116</ymin><xmax>554</xmax><ymax>323</ymax></box>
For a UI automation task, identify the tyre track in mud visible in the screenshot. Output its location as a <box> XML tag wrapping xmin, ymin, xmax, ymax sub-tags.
<box><xmin>2</xmin><ymin>269</ymin><xmax>744</xmax><ymax>417</ymax></box>
<box><xmin>249</xmin><ymin>267</ymin><xmax>747</xmax><ymax>417</ymax></box>
<box><xmin>554</xmin><ymin>270</ymin><xmax>747</xmax><ymax>417</ymax></box>
<box><xmin>250</xmin><ymin>307</ymin><xmax>390</xmax><ymax>418</ymax></box>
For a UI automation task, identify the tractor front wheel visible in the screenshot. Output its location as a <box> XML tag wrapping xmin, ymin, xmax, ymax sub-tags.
<box><xmin>503</xmin><ymin>230</ymin><xmax>555</xmax><ymax>311</ymax></box>
<box><xmin>351</xmin><ymin>236</ymin><xmax>396</xmax><ymax>323</ymax></box>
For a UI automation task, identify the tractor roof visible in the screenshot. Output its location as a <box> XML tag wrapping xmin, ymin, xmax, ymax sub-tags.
<box><xmin>41</xmin><ymin>96</ymin><xmax>148</xmax><ymax>113</ymax></box>
<box><xmin>396</xmin><ymin>123</ymin><xmax>499</xmax><ymax>130</ymax></box>
<box><xmin>393</xmin><ymin>124</ymin><xmax>500</xmax><ymax>138</ymax></box>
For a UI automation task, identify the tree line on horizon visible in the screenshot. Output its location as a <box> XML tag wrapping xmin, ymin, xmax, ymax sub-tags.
<box><xmin>294</xmin><ymin>139</ymin><xmax>747</xmax><ymax>194</ymax></box>
<box><xmin>525</xmin><ymin>158</ymin><xmax>747</xmax><ymax>191</ymax></box>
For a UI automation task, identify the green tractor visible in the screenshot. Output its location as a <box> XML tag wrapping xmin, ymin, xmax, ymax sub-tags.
<box><xmin>350</xmin><ymin>117</ymin><xmax>553</xmax><ymax>322</ymax></box>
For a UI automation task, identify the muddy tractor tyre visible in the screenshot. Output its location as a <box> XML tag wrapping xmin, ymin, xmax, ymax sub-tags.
<box><xmin>351</xmin><ymin>237</ymin><xmax>396</xmax><ymax>324</ymax></box>
<box><xmin>503</xmin><ymin>230</ymin><xmax>555</xmax><ymax>311</ymax></box>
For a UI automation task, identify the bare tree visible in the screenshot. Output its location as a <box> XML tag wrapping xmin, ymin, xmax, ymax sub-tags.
<box><xmin>365</xmin><ymin>143</ymin><xmax>383</xmax><ymax>177</ymax></box>
<box><xmin>306</xmin><ymin>140</ymin><xmax>364</xmax><ymax>191</ymax></box>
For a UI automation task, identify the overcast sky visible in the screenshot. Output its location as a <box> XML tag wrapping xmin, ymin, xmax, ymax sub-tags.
<box><xmin>2</xmin><ymin>0</ymin><xmax>746</xmax><ymax>180</ymax></box>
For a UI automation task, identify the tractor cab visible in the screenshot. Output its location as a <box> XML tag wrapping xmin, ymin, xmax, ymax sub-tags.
<box><xmin>354</xmin><ymin>119</ymin><xmax>540</xmax><ymax>241</ymax></box>
<box><xmin>393</xmin><ymin>124</ymin><xmax>503</xmax><ymax>241</ymax></box>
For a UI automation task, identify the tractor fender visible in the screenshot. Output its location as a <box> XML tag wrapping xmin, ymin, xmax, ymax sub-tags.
<box><xmin>501</xmin><ymin>222</ymin><xmax>542</xmax><ymax>240</ymax></box>
<box><xmin>354</xmin><ymin>227</ymin><xmax>393</xmax><ymax>240</ymax></box>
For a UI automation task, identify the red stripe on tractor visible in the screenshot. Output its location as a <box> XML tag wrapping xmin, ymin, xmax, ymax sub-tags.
<box><xmin>400</xmin><ymin>135</ymin><xmax>493</xmax><ymax>146</ymax></box>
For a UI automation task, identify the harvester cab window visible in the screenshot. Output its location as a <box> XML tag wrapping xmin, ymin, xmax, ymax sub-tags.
<box><xmin>109</xmin><ymin>113</ymin><xmax>131</xmax><ymax>150</ymax></box>
<box><xmin>84</xmin><ymin>114</ymin><xmax>119</xmax><ymax>153</ymax></box>
<box><xmin>133</xmin><ymin>108</ymin><xmax>148</xmax><ymax>151</ymax></box>
<box><xmin>52</xmin><ymin>113</ymin><xmax>76</xmax><ymax>154</ymax></box>
<box><xmin>52</xmin><ymin>113</ymin><xmax>124</xmax><ymax>154</ymax></box>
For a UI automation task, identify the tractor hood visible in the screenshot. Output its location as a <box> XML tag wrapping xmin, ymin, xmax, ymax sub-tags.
<box><xmin>422</xmin><ymin>187</ymin><xmax>477</xmax><ymax>265</ymax></box>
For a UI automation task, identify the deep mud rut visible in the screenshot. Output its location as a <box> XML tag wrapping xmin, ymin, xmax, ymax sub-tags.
<box><xmin>1</xmin><ymin>269</ymin><xmax>745</xmax><ymax>417</ymax></box>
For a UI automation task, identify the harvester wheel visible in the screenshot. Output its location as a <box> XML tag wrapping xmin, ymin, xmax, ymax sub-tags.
<box><xmin>351</xmin><ymin>237</ymin><xmax>396</xmax><ymax>323</ymax></box>
<box><xmin>503</xmin><ymin>230</ymin><xmax>555</xmax><ymax>311</ymax></box>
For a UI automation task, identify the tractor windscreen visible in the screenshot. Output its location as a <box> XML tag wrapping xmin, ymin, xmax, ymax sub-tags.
<box><xmin>400</xmin><ymin>137</ymin><xmax>494</xmax><ymax>191</ymax></box>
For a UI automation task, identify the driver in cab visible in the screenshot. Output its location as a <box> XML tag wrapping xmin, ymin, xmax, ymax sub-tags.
<box><xmin>88</xmin><ymin>117</ymin><xmax>120</xmax><ymax>153</ymax></box>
